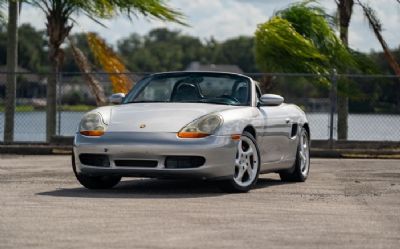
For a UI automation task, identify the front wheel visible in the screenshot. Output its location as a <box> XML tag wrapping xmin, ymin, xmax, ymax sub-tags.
<box><xmin>218</xmin><ymin>131</ymin><xmax>260</xmax><ymax>193</ymax></box>
<box><xmin>72</xmin><ymin>154</ymin><xmax>121</xmax><ymax>189</ymax></box>
<box><xmin>279</xmin><ymin>127</ymin><xmax>310</xmax><ymax>182</ymax></box>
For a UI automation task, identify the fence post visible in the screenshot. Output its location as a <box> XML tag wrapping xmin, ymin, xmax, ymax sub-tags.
<box><xmin>57</xmin><ymin>73</ymin><xmax>62</xmax><ymax>136</ymax></box>
<box><xmin>4</xmin><ymin>1</ymin><xmax>19</xmax><ymax>144</ymax></box>
<box><xmin>329</xmin><ymin>69</ymin><xmax>338</xmax><ymax>148</ymax></box>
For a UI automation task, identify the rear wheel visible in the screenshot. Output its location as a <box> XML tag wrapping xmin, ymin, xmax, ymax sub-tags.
<box><xmin>279</xmin><ymin>127</ymin><xmax>310</xmax><ymax>182</ymax></box>
<box><xmin>72</xmin><ymin>154</ymin><xmax>121</xmax><ymax>189</ymax></box>
<box><xmin>219</xmin><ymin>131</ymin><xmax>260</xmax><ymax>193</ymax></box>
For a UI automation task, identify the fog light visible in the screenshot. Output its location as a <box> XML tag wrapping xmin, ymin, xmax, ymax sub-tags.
<box><xmin>79</xmin><ymin>154</ymin><xmax>110</xmax><ymax>167</ymax></box>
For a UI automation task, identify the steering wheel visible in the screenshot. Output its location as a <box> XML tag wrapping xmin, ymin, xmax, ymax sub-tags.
<box><xmin>219</xmin><ymin>95</ymin><xmax>240</xmax><ymax>103</ymax></box>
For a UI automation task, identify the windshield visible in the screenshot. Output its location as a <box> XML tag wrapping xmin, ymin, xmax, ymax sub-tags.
<box><xmin>123</xmin><ymin>73</ymin><xmax>251</xmax><ymax>106</ymax></box>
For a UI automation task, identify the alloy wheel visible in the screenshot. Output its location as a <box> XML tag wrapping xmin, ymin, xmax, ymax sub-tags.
<box><xmin>233</xmin><ymin>136</ymin><xmax>259</xmax><ymax>187</ymax></box>
<box><xmin>299</xmin><ymin>132</ymin><xmax>310</xmax><ymax>177</ymax></box>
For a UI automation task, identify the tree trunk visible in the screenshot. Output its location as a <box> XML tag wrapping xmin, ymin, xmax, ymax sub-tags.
<box><xmin>46</xmin><ymin>45</ymin><xmax>59</xmax><ymax>143</ymax></box>
<box><xmin>4</xmin><ymin>1</ymin><xmax>19</xmax><ymax>144</ymax></box>
<box><xmin>368</xmin><ymin>20</ymin><xmax>400</xmax><ymax>77</ymax></box>
<box><xmin>358</xmin><ymin>1</ymin><xmax>400</xmax><ymax>111</ymax></box>
<box><xmin>45</xmin><ymin>9</ymin><xmax>72</xmax><ymax>143</ymax></box>
<box><xmin>337</xmin><ymin>0</ymin><xmax>354</xmax><ymax>140</ymax></box>
<box><xmin>371</xmin><ymin>18</ymin><xmax>400</xmax><ymax>113</ymax></box>
<box><xmin>69</xmin><ymin>38</ymin><xmax>107</xmax><ymax>106</ymax></box>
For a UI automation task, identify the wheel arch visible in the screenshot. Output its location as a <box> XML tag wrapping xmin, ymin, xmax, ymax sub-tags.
<box><xmin>243</xmin><ymin>125</ymin><xmax>257</xmax><ymax>140</ymax></box>
<box><xmin>303</xmin><ymin>123</ymin><xmax>310</xmax><ymax>139</ymax></box>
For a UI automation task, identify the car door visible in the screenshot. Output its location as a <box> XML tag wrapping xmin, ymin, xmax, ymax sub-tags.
<box><xmin>255</xmin><ymin>87</ymin><xmax>292</xmax><ymax>163</ymax></box>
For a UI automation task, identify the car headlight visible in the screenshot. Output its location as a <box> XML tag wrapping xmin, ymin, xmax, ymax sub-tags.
<box><xmin>178</xmin><ymin>114</ymin><xmax>223</xmax><ymax>138</ymax></box>
<box><xmin>79</xmin><ymin>113</ymin><xmax>108</xmax><ymax>136</ymax></box>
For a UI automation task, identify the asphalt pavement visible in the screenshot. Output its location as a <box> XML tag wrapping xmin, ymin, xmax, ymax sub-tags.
<box><xmin>0</xmin><ymin>155</ymin><xmax>399</xmax><ymax>249</ymax></box>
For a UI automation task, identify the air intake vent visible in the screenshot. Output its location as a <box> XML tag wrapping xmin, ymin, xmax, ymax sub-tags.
<box><xmin>291</xmin><ymin>124</ymin><xmax>298</xmax><ymax>137</ymax></box>
<box><xmin>115</xmin><ymin>160</ymin><xmax>158</xmax><ymax>168</ymax></box>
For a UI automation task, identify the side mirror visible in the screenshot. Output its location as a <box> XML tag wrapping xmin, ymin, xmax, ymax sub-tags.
<box><xmin>259</xmin><ymin>94</ymin><xmax>284</xmax><ymax>106</ymax></box>
<box><xmin>109</xmin><ymin>93</ymin><xmax>125</xmax><ymax>105</ymax></box>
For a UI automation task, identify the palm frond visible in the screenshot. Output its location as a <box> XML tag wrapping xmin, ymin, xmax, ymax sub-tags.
<box><xmin>24</xmin><ymin>0</ymin><xmax>186</xmax><ymax>26</ymax></box>
<box><xmin>87</xmin><ymin>32</ymin><xmax>133</xmax><ymax>93</ymax></box>
<box><xmin>357</xmin><ymin>1</ymin><xmax>382</xmax><ymax>32</ymax></box>
<box><xmin>68</xmin><ymin>36</ymin><xmax>107</xmax><ymax>106</ymax></box>
<box><xmin>357</xmin><ymin>0</ymin><xmax>400</xmax><ymax>76</ymax></box>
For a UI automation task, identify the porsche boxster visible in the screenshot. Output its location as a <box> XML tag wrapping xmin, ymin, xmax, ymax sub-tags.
<box><xmin>72</xmin><ymin>71</ymin><xmax>310</xmax><ymax>192</ymax></box>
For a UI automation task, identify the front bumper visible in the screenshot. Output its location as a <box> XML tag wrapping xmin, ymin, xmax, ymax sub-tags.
<box><xmin>73</xmin><ymin>132</ymin><xmax>237</xmax><ymax>180</ymax></box>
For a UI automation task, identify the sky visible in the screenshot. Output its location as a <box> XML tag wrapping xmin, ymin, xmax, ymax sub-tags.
<box><xmin>19</xmin><ymin>0</ymin><xmax>400</xmax><ymax>53</ymax></box>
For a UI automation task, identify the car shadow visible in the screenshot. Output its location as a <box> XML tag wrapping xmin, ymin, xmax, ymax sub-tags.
<box><xmin>36</xmin><ymin>177</ymin><xmax>291</xmax><ymax>199</ymax></box>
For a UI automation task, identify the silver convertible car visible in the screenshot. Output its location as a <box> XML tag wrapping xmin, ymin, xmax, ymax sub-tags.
<box><xmin>72</xmin><ymin>72</ymin><xmax>310</xmax><ymax>192</ymax></box>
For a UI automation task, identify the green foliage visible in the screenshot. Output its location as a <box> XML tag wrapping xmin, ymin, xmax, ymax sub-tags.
<box><xmin>18</xmin><ymin>24</ymin><xmax>48</xmax><ymax>72</ymax></box>
<box><xmin>0</xmin><ymin>25</ymin><xmax>258</xmax><ymax>73</ymax></box>
<box><xmin>213</xmin><ymin>36</ymin><xmax>258</xmax><ymax>72</ymax></box>
<box><xmin>116</xmin><ymin>28</ymin><xmax>257</xmax><ymax>72</ymax></box>
<box><xmin>255</xmin><ymin>1</ymin><xmax>357</xmax><ymax>83</ymax></box>
<box><xmin>255</xmin><ymin>17</ymin><xmax>328</xmax><ymax>76</ymax></box>
<box><xmin>0</xmin><ymin>105</ymin><xmax>35</xmax><ymax>112</ymax></box>
<box><xmin>117</xmin><ymin>28</ymin><xmax>204</xmax><ymax>71</ymax></box>
<box><xmin>25</xmin><ymin>0</ymin><xmax>185</xmax><ymax>25</ymax></box>
<box><xmin>0</xmin><ymin>23</ymin><xmax>48</xmax><ymax>72</ymax></box>
<box><xmin>349</xmin><ymin>49</ymin><xmax>379</xmax><ymax>74</ymax></box>
<box><xmin>276</xmin><ymin>2</ymin><xmax>355</xmax><ymax>72</ymax></box>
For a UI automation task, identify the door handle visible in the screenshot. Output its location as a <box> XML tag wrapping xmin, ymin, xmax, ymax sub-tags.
<box><xmin>285</xmin><ymin>118</ymin><xmax>291</xmax><ymax>124</ymax></box>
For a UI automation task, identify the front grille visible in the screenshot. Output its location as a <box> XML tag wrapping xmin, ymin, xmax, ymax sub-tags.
<box><xmin>114</xmin><ymin>160</ymin><xmax>158</xmax><ymax>168</ymax></box>
<box><xmin>165</xmin><ymin>156</ymin><xmax>206</xmax><ymax>169</ymax></box>
<box><xmin>79</xmin><ymin>154</ymin><xmax>110</xmax><ymax>167</ymax></box>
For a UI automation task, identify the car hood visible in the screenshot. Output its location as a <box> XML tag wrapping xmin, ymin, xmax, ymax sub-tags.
<box><xmin>106</xmin><ymin>103</ymin><xmax>238</xmax><ymax>133</ymax></box>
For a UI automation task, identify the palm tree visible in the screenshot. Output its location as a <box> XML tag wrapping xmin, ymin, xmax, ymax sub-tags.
<box><xmin>335</xmin><ymin>0</ymin><xmax>400</xmax><ymax>138</ymax></box>
<box><xmin>20</xmin><ymin>0</ymin><xmax>184</xmax><ymax>142</ymax></box>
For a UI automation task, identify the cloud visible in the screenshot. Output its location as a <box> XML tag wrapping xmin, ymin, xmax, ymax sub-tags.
<box><xmin>18</xmin><ymin>0</ymin><xmax>400</xmax><ymax>52</ymax></box>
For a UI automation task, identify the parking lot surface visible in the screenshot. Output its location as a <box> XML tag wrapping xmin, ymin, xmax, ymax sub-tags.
<box><xmin>0</xmin><ymin>155</ymin><xmax>399</xmax><ymax>249</ymax></box>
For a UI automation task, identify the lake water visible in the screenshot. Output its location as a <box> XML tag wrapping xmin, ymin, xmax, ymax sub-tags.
<box><xmin>0</xmin><ymin>112</ymin><xmax>399</xmax><ymax>142</ymax></box>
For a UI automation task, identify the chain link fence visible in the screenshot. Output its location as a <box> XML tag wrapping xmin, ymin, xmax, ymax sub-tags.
<box><xmin>0</xmin><ymin>72</ymin><xmax>399</xmax><ymax>142</ymax></box>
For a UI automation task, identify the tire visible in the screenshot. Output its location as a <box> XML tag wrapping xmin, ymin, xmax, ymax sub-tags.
<box><xmin>218</xmin><ymin>131</ymin><xmax>261</xmax><ymax>193</ymax></box>
<box><xmin>279</xmin><ymin>127</ymin><xmax>310</xmax><ymax>182</ymax></box>
<box><xmin>72</xmin><ymin>154</ymin><xmax>121</xmax><ymax>189</ymax></box>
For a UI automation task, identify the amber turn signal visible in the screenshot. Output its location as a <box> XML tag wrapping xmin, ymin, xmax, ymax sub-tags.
<box><xmin>231</xmin><ymin>134</ymin><xmax>241</xmax><ymax>140</ymax></box>
<box><xmin>177</xmin><ymin>132</ymin><xmax>209</xmax><ymax>138</ymax></box>
<box><xmin>80</xmin><ymin>130</ymin><xmax>105</xmax><ymax>136</ymax></box>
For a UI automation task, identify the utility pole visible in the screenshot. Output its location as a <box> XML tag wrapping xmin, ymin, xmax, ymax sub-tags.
<box><xmin>4</xmin><ymin>0</ymin><xmax>19</xmax><ymax>144</ymax></box>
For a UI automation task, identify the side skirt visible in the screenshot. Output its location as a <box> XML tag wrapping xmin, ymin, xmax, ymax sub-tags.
<box><xmin>259</xmin><ymin>158</ymin><xmax>295</xmax><ymax>174</ymax></box>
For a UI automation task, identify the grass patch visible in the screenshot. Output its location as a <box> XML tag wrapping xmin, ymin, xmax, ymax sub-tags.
<box><xmin>0</xmin><ymin>105</ymin><xmax>35</xmax><ymax>112</ymax></box>
<box><xmin>60</xmin><ymin>105</ymin><xmax>96</xmax><ymax>112</ymax></box>
<box><xmin>0</xmin><ymin>105</ymin><xmax>96</xmax><ymax>112</ymax></box>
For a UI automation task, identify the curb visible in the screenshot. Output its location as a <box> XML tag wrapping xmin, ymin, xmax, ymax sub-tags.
<box><xmin>0</xmin><ymin>144</ymin><xmax>72</xmax><ymax>155</ymax></box>
<box><xmin>310</xmin><ymin>149</ymin><xmax>400</xmax><ymax>159</ymax></box>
